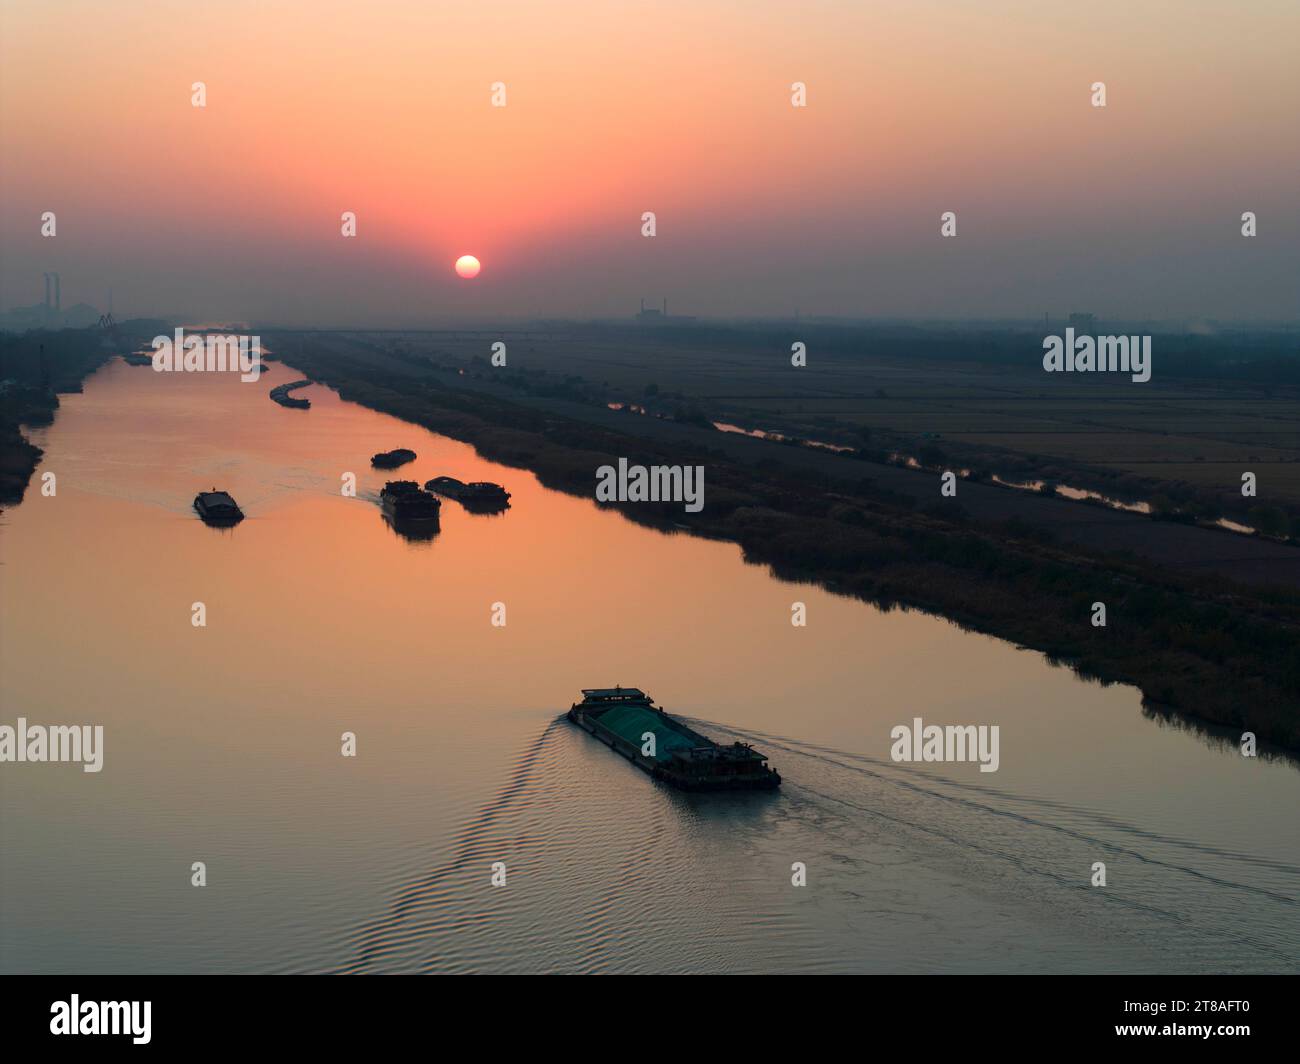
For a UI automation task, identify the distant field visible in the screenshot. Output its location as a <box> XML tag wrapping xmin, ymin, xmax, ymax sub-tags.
<box><xmin>283</xmin><ymin>323</ymin><xmax>1300</xmax><ymax>510</ymax></box>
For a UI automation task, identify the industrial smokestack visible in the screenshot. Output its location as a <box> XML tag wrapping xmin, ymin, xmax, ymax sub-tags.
<box><xmin>54</xmin><ymin>272</ymin><xmax>61</xmax><ymax>311</ymax></box>
<box><xmin>640</xmin><ymin>297</ymin><xmax>645</xmax><ymax>313</ymax></box>
<box><xmin>44</xmin><ymin>273</ymin><xmax>51</xmax><ymax>308</ymax></box>
<box><xmin>663</xmin><ymin>298</ymin><xmax>667</xmax><ymax>316</ymax></box>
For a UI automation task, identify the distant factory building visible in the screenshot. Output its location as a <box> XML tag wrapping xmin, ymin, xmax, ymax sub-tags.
<box><xmin>636</xmin><ymin>297</ymin><xmax>667</xmax><ymax>323</ymax></box>
<box><xmin>0</xmin><ymin>273</ymin><xmax>101</xmax><ymax>332</ymax></box>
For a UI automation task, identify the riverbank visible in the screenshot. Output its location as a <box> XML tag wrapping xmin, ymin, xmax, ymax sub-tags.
<box><xmin>0</xmin><ymin>423</ymin><xmax>43</xmax><ymax>504</ymax></box>
<box><xmin>279</xmin><ymin>333</ymin><xmax>1300</xmax><ymax>590</ymax></box>
<box><xmin>1</xmin><ymin>330</ymin><xmax>107</xmax><ymax>504</ymax></box>
<box><xmin>266</xmin><ymin>334</ymin><xmax>1300</xmax><ymax>754</ymax></box>
<box><xmin>0</xmin><ymin>322</ymin><xmax>168</xmax><ymax>504</ymax></box>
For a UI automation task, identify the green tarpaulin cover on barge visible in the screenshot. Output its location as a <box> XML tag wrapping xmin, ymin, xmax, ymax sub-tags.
<box><xmin>591</xmin><ymin>704</ymin><xmax>699</xmax><ymax>761</ymax></box>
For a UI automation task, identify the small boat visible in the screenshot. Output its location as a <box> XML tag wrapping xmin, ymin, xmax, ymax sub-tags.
<box><xmin>371</xmin><ymin>448</ymin><xmax>417</xmax><ymax>469</ymax></box>
<box><xmin>567</xmin><ymin>687</ymin><xmax>781</xmax><ymax>791</ymax></box>
<box><xmin>424</xmin><ymin>475</ymin><xmax>511</xmax><ymax>509</ymax></box>
<box><xmin>379</xmin><ymin>480</ymin><xmax>441</xmax><ymax>526</ymax></box>
<box><xmin>194</xmin><ymin>489</ymin><xmax>244</xmax><ymax>526</ymax></box>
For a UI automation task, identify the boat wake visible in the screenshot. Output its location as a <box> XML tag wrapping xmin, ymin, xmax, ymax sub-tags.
<box><xmin>333</xmin><ymin>715</ymin><xmax>1300</xmax><ymax>974</ymax></box>
<box><xmin>698</xmin><ymin>718</ymin><xmax>1300</xmax><ymax>969</ymax></box>
<box><xmin>336</xmin><ymin>717</ymin><xmax>568</xmax><ymax>974</ymax></box>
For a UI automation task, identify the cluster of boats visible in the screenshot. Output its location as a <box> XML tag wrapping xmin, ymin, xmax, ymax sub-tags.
<box><xmin>371</xmin><ymin>448</ymin><xmax>510</xmax><ymax>536</ymax></box>
<box><xmin>371</xmin><ymin>449</ymin><xmax>508</xmax><ymax>514</ymax></box>
<box><xmin>194</xmin><ymin>450</ymin><xmax>510</xmax><ymax>534</ymax></box>
<box><xmin>377</xmin><ymin>474</ymin><xmax>510</xmax><ymax>538</ymax></box>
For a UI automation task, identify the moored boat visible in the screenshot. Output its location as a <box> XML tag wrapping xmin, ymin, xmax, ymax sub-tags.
<box><xmin>567</xmin><ymin>687</ymin><xmax>781</xmax><ymax>791</ymax></box>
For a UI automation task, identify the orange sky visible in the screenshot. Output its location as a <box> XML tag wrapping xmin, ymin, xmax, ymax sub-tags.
<box><xmin>2</xmin><ymin>0</ymin><xmax>1297</xmax><ymax>322</ymax></box>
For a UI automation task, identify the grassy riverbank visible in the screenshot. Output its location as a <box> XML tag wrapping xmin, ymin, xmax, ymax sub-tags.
<box><xmin>273</xmin><ymin>340</ymin><xmax>1300</xmax><ymax>754</ymax></box>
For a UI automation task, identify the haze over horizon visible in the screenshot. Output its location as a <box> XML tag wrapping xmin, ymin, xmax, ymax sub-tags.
<box><xmin>3</xmin><ymin>0</ymin><xmax>1297</xmax><ymax>325</ymax></box>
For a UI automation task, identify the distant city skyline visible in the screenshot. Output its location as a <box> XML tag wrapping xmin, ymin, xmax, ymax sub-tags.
<box><xmin>3</xmin><ymin>0</ymin><xmax>1298</xmax><ymax>325</ymax></box>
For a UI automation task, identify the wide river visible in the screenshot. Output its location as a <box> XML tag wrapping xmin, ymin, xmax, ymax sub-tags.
<box><xmin>2</xmin><ymin>357</ymin><xmax>1297</xmax><ymax>973</ymax></box>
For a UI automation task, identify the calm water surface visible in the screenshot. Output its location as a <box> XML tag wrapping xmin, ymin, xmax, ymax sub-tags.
<box><xmin>2</xmin><ymin>358</ymin><xmax>1296</xmax><ymax>973</ymax></box>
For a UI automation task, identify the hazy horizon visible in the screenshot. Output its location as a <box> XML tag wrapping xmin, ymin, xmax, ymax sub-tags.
<box><xmin>3</xmin><ymin>0</ymin><xmax>1298</xmax><ymax>325</ymax></box>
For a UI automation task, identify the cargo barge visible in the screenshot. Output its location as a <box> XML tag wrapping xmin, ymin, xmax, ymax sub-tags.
<box><xmin>424</xmin><ymin>475</ymin><xmax>510</xmax><ymax>510</ymax></box>
<box><xmin>379</xmin><ymin>480</ymin><xmax>441</xmax><ymax>528</ymax></box>
<box><xmin>194</xmin><ymin>489</ymin><xmax>244</xmax><ymax>526</ymax></box>
<box><xmin>372</xmin><ymin>448</ymin><xmax>417</xmax><ymax>469</ymax></box>
<box><xmin>567</xmin><ymin>687</ymin><xmax>780</xmax><ymax>791</ymax></box>
<box><xmin>270</xmin><ymin>380</ymin><xmax>311</xmax><ymax>409</ymax></box>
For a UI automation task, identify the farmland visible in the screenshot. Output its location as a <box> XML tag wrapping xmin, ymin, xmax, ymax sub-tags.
<box><xmin>280</xmin><ymin>321</ymin><xmax>1300</xmax><ymax>526</ymax></box>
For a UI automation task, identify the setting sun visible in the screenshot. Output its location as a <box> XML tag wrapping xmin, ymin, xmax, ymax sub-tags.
<box><xmin>454</xmin><ymin>255</ymin><xmax>481</xmax><ymax>279</ymax></box>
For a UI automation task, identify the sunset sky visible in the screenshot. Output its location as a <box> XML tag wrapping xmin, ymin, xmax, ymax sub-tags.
<box><xmin>2</xmin><ymin>0</ymin><xmax>1297</xmax><ymax>323</ymax></box>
